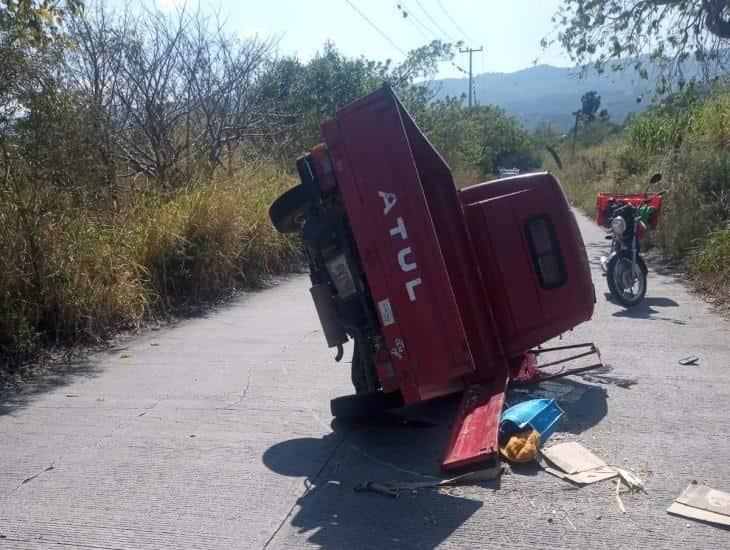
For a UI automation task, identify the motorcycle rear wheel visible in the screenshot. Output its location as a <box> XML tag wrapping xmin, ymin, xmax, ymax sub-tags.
<box><xmin>606</xmin><ymin>250</ymin><xmax>647</xmax><ymax>307</ymax></box>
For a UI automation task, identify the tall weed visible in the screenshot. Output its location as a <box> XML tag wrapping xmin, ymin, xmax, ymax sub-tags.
<box><xmin>559</xmin><ymin>88</ymin><xmax>729</xmax><ymax>304</ymax></box>
<box><xmin>0</xmin><ymin>162</ymin><xmax>302</xmax><ymax>362</ymax></box>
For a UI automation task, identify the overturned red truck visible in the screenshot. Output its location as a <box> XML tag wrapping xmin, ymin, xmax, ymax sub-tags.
<box><xmin>270</xmin><ymin>86</ymin><xmax>600</xmax><ymax>471</ymax></box>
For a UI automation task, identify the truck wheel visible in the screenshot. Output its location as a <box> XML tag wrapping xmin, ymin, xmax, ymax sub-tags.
<box><xmin>330</xmin><ymin>391</ymin><xmax>404</xmax><ymax>419</ymax></box>
<box><xmin>269</xmin><ymin>184</ymin><xmax>312</xmax><ymax>233</ymax></box>
<box><xmin>607</xmin><ymin>250</ymin><xmax>647</xmax><ymax>307</ymax></box>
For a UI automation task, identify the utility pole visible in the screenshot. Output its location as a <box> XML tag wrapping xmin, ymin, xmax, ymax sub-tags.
<box><xmin>459</xmin><ymin>46</ymin><xmax>482</xmax><ymax>108</ymax></box>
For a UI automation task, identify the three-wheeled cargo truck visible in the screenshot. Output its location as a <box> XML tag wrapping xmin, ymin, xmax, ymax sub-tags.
<box><xmin>270</xmin><ymin>85</ymin><xmax>600</xmax><ymax>471</ymax></box>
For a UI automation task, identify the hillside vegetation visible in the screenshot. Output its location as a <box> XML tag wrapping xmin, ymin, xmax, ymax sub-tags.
<box><xmin>554</xmin><ymin>87</ymin><xmax>730</xmax><ymax>306</ymax></box>
<box><xmin>3</xmin><ymin>3</ymin><xmax>727</xmax><ymax>377</ymax></box>
<box><xmin>0</xmin><ymin>4</ymin><xmax>538</xmax><ymax>371</ymax></box>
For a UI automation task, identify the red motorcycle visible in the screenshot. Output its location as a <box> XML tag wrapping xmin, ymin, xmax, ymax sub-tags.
<box><xmin>596</xmin><ymin>173</ymin><xmax>664</xmax><ymax>307</ymax></box>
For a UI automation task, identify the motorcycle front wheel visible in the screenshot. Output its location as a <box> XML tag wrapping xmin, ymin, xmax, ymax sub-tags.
<box><xmin>606</xmin><ymin>250</ymin><xmax>647</xmax><ymax>307</ymax></box>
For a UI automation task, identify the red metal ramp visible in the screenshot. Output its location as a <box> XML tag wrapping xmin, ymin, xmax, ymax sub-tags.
<box><xmin>442</xmin><ymin>375</ymin><xmax>508</xmax><ymax>471</ymax></box>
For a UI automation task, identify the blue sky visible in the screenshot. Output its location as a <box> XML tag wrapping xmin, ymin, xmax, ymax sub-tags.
<box><xmin>149</xmin><ymin>0</ymin><xmax>572</xmax><ymax>78</ymax></box>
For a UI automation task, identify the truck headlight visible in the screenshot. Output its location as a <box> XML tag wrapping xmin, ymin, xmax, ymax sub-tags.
<box><xmin>611</xmin><ymin>216</ymin><xmax>626</xmax><ymax>236</ymax></box>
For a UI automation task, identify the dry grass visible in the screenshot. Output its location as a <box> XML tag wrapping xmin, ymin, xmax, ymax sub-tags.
<box><xmin>0</xmin><ymin>162</ymin><xmax>302</xmax><ymax>364</ymax></box>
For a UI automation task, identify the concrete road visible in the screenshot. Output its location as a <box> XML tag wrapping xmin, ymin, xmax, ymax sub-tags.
<box><xmin>1</xmin><ymin>212</ymin><xmax>729</xmax><ymax>550</ymax></box>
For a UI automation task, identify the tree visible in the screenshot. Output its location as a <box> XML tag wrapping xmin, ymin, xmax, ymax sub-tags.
<box><xmin>418</xmin><ymin>97</ymin><xmax>540</xmax><ymax>176</ymax></box>
<box><xmin>1</xmin><ymin>0</ymin><xmax>82</xmax><ymax>138</ymax></box>
<box><xmin>551</xmin><ymin>0</ymin><xmax>730</xmax><ymax>91</ymax></box>
<box><xmin>66</xmin><ymin>7</ymin><xmax>276</xmax><ymax>185</ymax></box>
<box><xmin>572</xmin><ymin>91</ymin><xmax>608</xmax><ymax>154</ymax></box>
<box><xmin>256</xmin><ymin>40</ymin><xmax>457</xmax><ymax>157</ymax></box>
<box><xmin>580</xmin><ymin>90</ymin><xmax>601</xmax><ymax>121</ymax></box>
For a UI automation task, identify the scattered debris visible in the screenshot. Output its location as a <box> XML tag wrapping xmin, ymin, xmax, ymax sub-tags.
<box><xmin>501</xmin><ymin>428</ymin><xmax>541</xmax><ymax>463</ymax></box>
<box><xmin>499</xmin><ymin>399</ymin><xmax>564</xmax><ymax>463</ymax></box>
<box><xmin>542</xmin><ymin>441</ymin><xmax>609</xmax><ymax>474</ymax></box>
<box><xmin>544</xmin><ymin>464</ymin><xmax>618</xmax><ymax>485</ymax></box>
<box><xmin>355</xmin><ymin>464</ymin><xmax>505</xmax><ymax>498</ymax></box>
<box><xmin>617</xmin><ymin>468</ymin><xmax>646</xmax><ymax>493</ymax></box>
<box><xmin>354</xmin><ymin>482</ymin><xmax>398</xmax><ymax>498</ymax></box>
<box><xmin>667</xmin><ymin>483</ymin><xmax>730</xmax><ymax>527</ymax></box>
<box><xmin>678</xmin><ymin>355</ymin><xmax>699</xmax><ymax>366</ymax></box>
<box><xmin>120</xmin><ymin>352</ymin><xmax>133</xmax><ymax>359</ymax></box>
<box><xmin>615</xmin><ymin>478</ymin><xmax>626</xmax><ymax>513</ymax></box>
<box><xmin>541</xmin><ymin>442</ymin><xmax>622</xmax><ymax>485</ymax></box>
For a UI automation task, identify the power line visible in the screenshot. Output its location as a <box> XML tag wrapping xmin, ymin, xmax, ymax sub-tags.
<box><xmin>414</xmin><ymin>0</ymin><xmax>454</xmax><ymax>42</ymax></box>
<box><xmin>436</xmin><ymin>0</ymin><xmax>475</xmax><ymax>44</ymax></box>
<box><xmin>396</xmin><ymin>2</ymin><xmax>469</xmax><ymax>75</ymax></box>
<box><xmin>345</xmin><ymin>0</ymin><xmax>407</xmax><ymax>56</ymax></box>
<box><xmin>397</xmin><ymin>2</ymin><xmax>441</xmax><ymax>42</ymax></box>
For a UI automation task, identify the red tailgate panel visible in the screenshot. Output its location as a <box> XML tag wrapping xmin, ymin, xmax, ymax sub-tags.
<box><xmin>322</xmin><ymin>87</ymin><xmax>474</xmax><ymax>403</ymax></box>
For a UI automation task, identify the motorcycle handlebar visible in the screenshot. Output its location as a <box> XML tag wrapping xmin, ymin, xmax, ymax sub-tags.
<box><xmin>641</xmin><ymin>190</ymin><xmax>666</xmax><ymax>204</ymax></box>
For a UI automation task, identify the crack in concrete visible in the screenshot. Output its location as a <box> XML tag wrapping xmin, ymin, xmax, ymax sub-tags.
<box><xmin>7</xmin><ymin>462</ymin><xmax>56</xmax><ymax>496</ymax></box>
<box><xmin>262</xmin><ymin>431</ymin><xmax>348</xmax><ymax>549</ymax></box>
<box><xmin>93</xmin><ymin>399</ymin><xmax>162</xmax><ymax>449</ymax></box>
<box><xmin>221</xmin><ymin>369</ymin><xmax>251</xmax><ymax>410</ymax></box>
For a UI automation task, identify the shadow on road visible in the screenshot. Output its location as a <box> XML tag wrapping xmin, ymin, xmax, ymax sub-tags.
<box><xmin>263</xmin><ymin>396</ymin><xmax>484</xmax><ymax>549</ymax></box>
<box><xmin>609</xmin><ymin>295</ymin><xmax>685</xmax><ymax>324</ymax></box>
<box><xmin>0</xmin><ymin>357</ymin><xmax>100</xmax><ymax>416</ymax></box>
<box><xmin>263</xmin><ymin>377</ymin><xmax>608</xmax><ymax>548</ymax></box>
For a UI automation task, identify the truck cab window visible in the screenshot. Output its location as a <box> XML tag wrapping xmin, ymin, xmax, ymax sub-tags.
<box><xmin>525</xmin><ymin>216</ymin><xmax>566</xmax><ymax>289</ymax></box>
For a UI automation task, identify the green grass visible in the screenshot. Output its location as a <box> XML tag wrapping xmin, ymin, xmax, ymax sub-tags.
<box><xmin>555</xmin><ymin>88</ymin><xmax>730</xmax><ymax>307</ymax></box>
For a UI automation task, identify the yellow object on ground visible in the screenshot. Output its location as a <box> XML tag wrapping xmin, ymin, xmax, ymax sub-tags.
<box><xmin>500</xmin><ymin>428</ymin><xmax>541</xmax><ymax>463</ymax></box>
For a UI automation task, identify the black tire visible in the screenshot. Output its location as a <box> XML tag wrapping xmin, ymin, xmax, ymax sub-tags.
<box><xmin>269</xmin><ymin>184</ymin><xmax>312</xmax><ymax>233</ymax></box>
<box><xmin>330</xmin><ymin>391</ymin><xmax>404</xmax><ymax>419</ymax></box>
<box><xmin>607</xmin><ymin>250</ymin><xmax>647</xmax><ymax>307</ymax></box>
<box><xmin>350</xmin><ymin>338</ymin><xmax>369</xmax><ymax>395</ymax></box>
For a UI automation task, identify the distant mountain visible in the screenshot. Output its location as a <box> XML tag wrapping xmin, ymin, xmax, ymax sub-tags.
<box><xmin>429</xmin><ymin>64</ymin><xmax>659</xmax><ymax>132</ymax></box>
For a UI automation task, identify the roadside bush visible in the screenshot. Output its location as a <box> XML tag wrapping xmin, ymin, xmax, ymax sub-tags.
<box><xmin>616</xmin><ymin>145</ymin><xmax>648</xmax><ymax>177</ymax></box>
<box><xmin>558</xmin><ymin>86</ymin><xmax>729</xmax><ymax>306</ymax></box>
<box><xmin>0</xmin><ymin>164</ymin><xmax>301</xmax><ymax>362</ymax></box>
<box><xmin>688</xmin><ymin>226</ymin><xmax>730</xmax><ymax>306</ymax></box>
<box><xmin>135</xmin><ymin>164</ymin><xmax>301</xmax><ymax>309</ymax></box>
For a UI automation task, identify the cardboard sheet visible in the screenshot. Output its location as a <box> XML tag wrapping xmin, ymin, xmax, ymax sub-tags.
<box><xmin>668</xmin><ymin>483</ymin><xmax>730</xmax><ymax>526</ymax></box>
<box><xmin>667</xmin><ymin>502</ymin><xmax>730</xmax><ymax>527</ymax></box>
<box><xmin>544</xmin><ymin>465</ymin><xmax>618</xmax><ymax>485</ymax></box>
<box><xmin>541</xmin><ymin>441</ymin><xmax>608</xmax><ymax>474</ymax></box>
